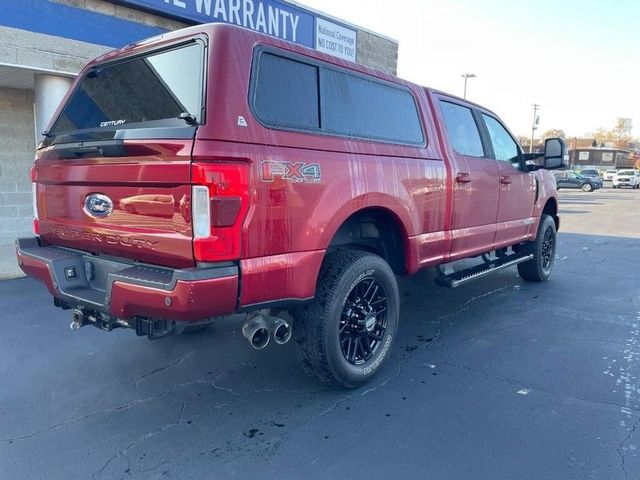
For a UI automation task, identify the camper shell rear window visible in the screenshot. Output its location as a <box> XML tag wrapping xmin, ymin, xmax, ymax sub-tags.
<box><xmin>46</xmin><ymin>39</ymin><xmax>206</xmax><ymax>143</ymax></box>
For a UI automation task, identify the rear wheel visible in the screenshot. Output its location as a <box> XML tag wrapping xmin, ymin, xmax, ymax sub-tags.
<box><xmin>294</xmin><ymin>250</ymin><xmax>399</xmax><ymax>388</ymax></box>
<box><xmin>581</xmin><ymin>183</ymin><xmax>593</xmax><ymax>192</ymax></box>
<box><xmin>517</xmin><ymin>214</ymin><xmax>557</xmax><ymax>282</ymax></box>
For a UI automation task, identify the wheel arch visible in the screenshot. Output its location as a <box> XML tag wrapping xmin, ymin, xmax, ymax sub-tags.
<box><xmin>325</xmin><ymin>206</ymin><xmax>411</xmax><ymax>276</ymax></box>
<box><xmin>542</xmin><ymin>196</ymin><xmax>559</xmax><ymax>230</ymax></box>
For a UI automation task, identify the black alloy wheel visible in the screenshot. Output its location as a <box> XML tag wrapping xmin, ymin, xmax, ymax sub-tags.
<box><xmin>340</xmin><ymin>277</ymin><xmax>388</xmax><ymax>365</ymax></box>
<box><xmin>540</xmin><ymin>226</ymin><xmax>556</xmax><ymax>274</ymax></box>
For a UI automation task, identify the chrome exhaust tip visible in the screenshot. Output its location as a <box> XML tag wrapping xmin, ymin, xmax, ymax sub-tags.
<box><xmin>269</xmin><ymin>317</ymin><xmax>292</xmax><ymax>345</ymax></box>
<box><xmin>242</xmin><ymin>315</ymin><xmax>270</xmax><ymax>350</ymax></box>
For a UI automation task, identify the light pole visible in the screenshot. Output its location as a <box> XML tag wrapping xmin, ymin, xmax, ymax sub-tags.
<box><xmin>461</xmin><ymin>73</ymin><xmax>476</xmax><ymax>99</ymax></box>
<box><xmin>530</xmin><ymin>104</ymin><xmax>540</xmax><ymax>153</ymax></box>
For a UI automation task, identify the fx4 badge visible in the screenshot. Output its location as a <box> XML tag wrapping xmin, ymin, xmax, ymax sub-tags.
<box><xmin>261</xmin><ymin>161</ymin><xmax>321</xmax><ymax>184</ymax></box>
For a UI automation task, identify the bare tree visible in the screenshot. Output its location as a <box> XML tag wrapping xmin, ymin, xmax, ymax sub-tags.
<box><xmin>587</xmin><ymin>118</ymin><xmax>636</xmax><ymax>149</ymax></box>
<box><xmin>541</xmin><ymin>129</ymin><xmax>566</xmax><ymax>140</ymax></box>
<box><xmin>516</xmin><ymin>135</ymin><xmax>530</xmax><ymax>148</ymax></box>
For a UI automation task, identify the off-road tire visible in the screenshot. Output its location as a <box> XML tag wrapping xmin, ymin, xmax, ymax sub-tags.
<box><xmin>293</xmin><ymin>250</ymin><xmax>399</xmax><ymax>388</ymax></box>
<box><xmin>517</xmin><ymin>214</ymin><xmax>557</xmax><ymax>282</ymax></box>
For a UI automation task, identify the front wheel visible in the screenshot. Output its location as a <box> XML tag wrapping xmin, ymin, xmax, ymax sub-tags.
<box><xmin>294</xmin><ymin>250</ymin><xmax>399</xmax><ymax>388</ymax></box>
<box><xmin>581</xmin><ymin>183</ymin><xmax>593</xmax><ymax>192</ymax></box>
<box><xmin>517</xmin><ymin>214</ymin><xmax>557</xmax><ymax>282</ymax></box>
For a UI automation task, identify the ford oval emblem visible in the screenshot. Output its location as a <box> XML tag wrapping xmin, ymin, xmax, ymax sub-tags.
<box><xmin>84</xmin><ymin>193</ymin><xmax>113</xmax><ymax>218</ymax></box>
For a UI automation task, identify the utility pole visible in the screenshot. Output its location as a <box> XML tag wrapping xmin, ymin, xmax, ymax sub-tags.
<box><xmin>461</xmin><ymin>73</ymin><xmax>476</xmax><ymax>99</ymax></box>
<box><xmin>530</xmin><ymin>104</ymin><xmax>540</xmax><ymax>153</ymax></box>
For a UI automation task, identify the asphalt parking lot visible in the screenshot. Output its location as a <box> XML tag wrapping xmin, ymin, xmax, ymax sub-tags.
<box><xmin>1</xmin><ymin>187</ymin><xmax>639</xmax><ymax>480</ymax></box>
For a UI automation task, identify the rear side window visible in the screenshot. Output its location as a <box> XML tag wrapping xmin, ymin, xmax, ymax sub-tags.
<box><xmin>321</xmin><ymin>69</ymin><xmax>424</xmax><ymax>144</ymax></box>
<box><xmin>439</xmin><ymin>102</ymin><xmax>484</xmax><ymax>157</ymax></box>
<box><xmin>252</xmin><ymin>53</ymin><xmax>319</xmax><ymax>129</ymax></box>
<box><xmin>50</xmin><ymin>41</ymin><xmax>205</xmax><ymax>137</ymax></box>
<box><xmin>251</xmin><ymin>50</ymin><xmax>424</xmax><ymax>145</ymax></box>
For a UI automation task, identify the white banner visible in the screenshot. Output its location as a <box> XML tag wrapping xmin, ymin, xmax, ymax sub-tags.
<box><xmin>315</xmin><ymin>18</ymin><xmax>357</xmax><ymax>62</ymax></box>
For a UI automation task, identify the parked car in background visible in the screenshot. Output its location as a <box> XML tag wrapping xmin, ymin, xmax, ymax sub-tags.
<box><xmin>553</xmin><ymin>171</ymin><xmax>602</xmax><ymax>191</ymax></box>
<box><xmin>612</xmin><ymin>170</ymin><xmax>640</xmax><ymax>189</ymax></box>
<box><xmin>603</xmin><ymin>169</ymin><xmax>618</xmax><ymax>181</ymax></box>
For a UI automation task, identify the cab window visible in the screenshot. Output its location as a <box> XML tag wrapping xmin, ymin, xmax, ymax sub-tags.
<box><xmin>482</xmin><ymin>114</ymin><xmax>520</xmax><ymax>165</ymax></box>
<box><xmin>439</xmin><ymin>101</ymin><xmax>484</xmax><ymax>157</ymax></box>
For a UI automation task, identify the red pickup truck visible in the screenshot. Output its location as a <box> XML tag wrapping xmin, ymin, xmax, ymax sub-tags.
<box><xmin>16</xmin><ymin>24</ymin><xmax>566</xmax><ymax>388</ymax></box>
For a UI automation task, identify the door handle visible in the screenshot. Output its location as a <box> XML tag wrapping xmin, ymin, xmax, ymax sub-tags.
<box><xmin>456</xmin><ymin>172</ymin><xmax>472</xmax><ymax>183</ymax></box>
<box><xmin>500</xmin><ymin>175</ymin><xmax>512</xmax><ymax>185</ymax></box>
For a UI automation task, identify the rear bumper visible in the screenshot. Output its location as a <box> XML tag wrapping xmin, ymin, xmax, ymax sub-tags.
<box><xmin>15</xmin><ymin>237</ymin><xmax>238</xmax><ymax>322</ymax></box>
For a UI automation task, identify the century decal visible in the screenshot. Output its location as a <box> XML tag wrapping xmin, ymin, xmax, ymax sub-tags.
<box><xmin>261</xmin><ymin>161</ymin><xmax>321</xmax><ymax>183</ymax></box>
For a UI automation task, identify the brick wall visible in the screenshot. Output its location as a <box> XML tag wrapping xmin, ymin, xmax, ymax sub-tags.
<box><xmin>0</xmin><ymin>26</ymin><xmax>110</xmax><ymax>75</ymax></box>
<box><xmin>0</xmin><ymin>88</ymin><xmax>36</xmax><ymax>278</ymax></box>
<box><xmin>357</xmin><ymin>31</ymin><xmax>399</xmax><ymax>76</ymax></box>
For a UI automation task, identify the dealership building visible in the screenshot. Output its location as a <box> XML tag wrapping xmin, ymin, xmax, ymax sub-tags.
<box><xmin>0</xmin><ymin>0</ymin><xmax>398</xmax><ymax>277</ymax></box>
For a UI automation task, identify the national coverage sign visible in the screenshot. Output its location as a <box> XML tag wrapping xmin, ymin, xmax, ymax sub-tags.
<box><xmin>112</xmin><ymin>0</ymin><xmax>357</xmax><ymax>61</ymax></box>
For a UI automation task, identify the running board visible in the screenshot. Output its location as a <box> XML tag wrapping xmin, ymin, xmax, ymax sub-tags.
<box><xmin>436</xmin><ymin>254</ymin><xmax>534</xmax><ymax>288</ymax></box>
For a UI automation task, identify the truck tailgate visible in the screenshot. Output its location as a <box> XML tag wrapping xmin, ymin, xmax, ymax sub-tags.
<box><xmin>34</xmin><ymin>140</ymin><xmax>194</xmax><ymax>269</ymax></box>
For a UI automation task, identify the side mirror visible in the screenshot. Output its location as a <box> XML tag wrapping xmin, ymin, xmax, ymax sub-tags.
<box><xmin>543</xmin><ymin>138</ymin><xmax>569</xmax><ymax>169</ymax></box>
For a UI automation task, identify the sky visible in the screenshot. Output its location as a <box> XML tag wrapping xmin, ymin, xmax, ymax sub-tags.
<box><xmin>301</xmin><ymin>0</ymin><xmax>640</xmax><ymax>139</ymax></box>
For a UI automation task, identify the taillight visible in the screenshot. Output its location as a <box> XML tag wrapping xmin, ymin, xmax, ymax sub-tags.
<box><xmin>30</xmin><ymin>166</ymin><xmax>40</xmax><ymax>235</ymax></box>
<box><xmin>192</xmin><ymin>185</ymin><xmax>211</xmax><ymax>238</ymax></box>
<box><xmin>191</xmin><ymin>163</ymin><xmax>250</xmax><ymax>262</ymax></box>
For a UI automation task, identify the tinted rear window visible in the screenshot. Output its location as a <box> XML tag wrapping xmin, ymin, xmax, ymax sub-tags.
<box><xmin>252</xmin><ymin>53</ymin><xmax>320</xmax><ymax>129</ymax></box>
<box><xmin>50</xmin><ymin>41</ymin><xmax>205</xmax><ymax>137</ymax></box>
<box><xmin>321</xmin><ymin>69</ymin><xmax>424</xmax><ymax>144</ymax></box>
<box><xmin>251</xmin><ymin>50</ymin><xmax>424</xmax><ymax>145</ymax></box>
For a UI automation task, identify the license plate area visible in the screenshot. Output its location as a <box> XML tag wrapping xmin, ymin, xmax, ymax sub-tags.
<box><xmin>82</xmin><ymin>256</ymin><xmax>128</xmax><ymax>294</ymax></box>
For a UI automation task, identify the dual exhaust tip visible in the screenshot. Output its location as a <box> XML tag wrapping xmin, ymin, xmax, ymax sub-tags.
<box><xmin>242</xmin><ymin>313</ymin><xmax>292</xmax><ymax>350</ymax></box>
<box><xmin>72</xmin><ymin>307</ymin><xmax>290</xmax><ymax>350</ymax></box>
